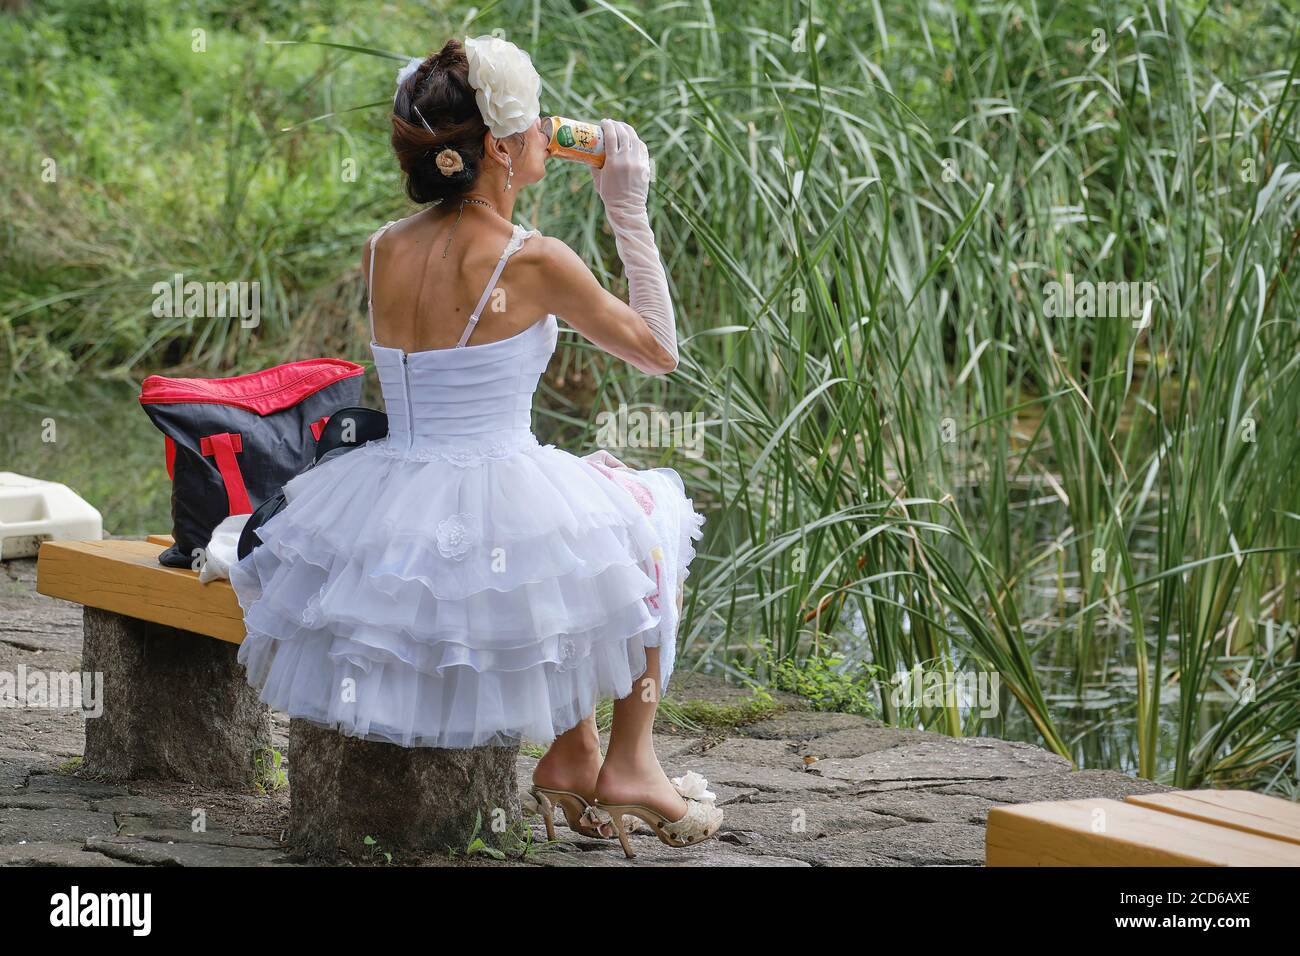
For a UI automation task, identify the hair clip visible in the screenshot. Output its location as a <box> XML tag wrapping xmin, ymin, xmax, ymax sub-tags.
<box><xmin>411</xmin><ymin>103</ymin><xmax>435</xmax><ymax>134</ymax></box>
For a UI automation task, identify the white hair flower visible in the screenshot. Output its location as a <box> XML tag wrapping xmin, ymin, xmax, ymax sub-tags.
<box><xmin>463</xmin><ymin>35</ymin><xmax>541</xmax><ymax>139</ymax></box>
<box><xmin>394</xmin><ymin>55</ymin><xmax>423</xmax><ymax>101</ymax></box>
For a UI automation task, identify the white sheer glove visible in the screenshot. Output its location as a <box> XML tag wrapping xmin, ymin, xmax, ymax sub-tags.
<box><xmin>590</xmin><ymin>119</ymin><xmax>678</xmax><ymax>366</ymax></box>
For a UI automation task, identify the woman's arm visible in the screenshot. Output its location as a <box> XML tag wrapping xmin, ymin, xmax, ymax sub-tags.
<box><xmin>529</xmin><ymin>235</ymin><xmax>677</xmax><ymax>375</ymax></box>
<box><xmin>529</xmin><ymin>120</ymin><xmax>680</xmax><ymax>376</ymax></box>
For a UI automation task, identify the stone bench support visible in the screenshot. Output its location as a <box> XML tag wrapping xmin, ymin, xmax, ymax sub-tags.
<box><xmin>287</xmin><ymin>719</ymin><xmax>521</xmax><ymax>860</ymax></box>
<box><xmin>81</xmin><ymin>607</ymin><xmax>271</xmax><ymax>788</ymax></box>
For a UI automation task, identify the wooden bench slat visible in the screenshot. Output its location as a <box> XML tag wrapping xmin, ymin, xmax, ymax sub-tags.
<box><xmin>1125</xmin><ymin>790</ymin><xmax>1300</xmax><ymax>847</ymax></box>
<box><xmin>986</xmin><ymin>797</ymin><xmax>1300</xmax><ymax>866</ymax></box>
<box><xmin>37</xmin><ymin>539</ymin><xmax>244</xmax><ymax>645</ymax></box>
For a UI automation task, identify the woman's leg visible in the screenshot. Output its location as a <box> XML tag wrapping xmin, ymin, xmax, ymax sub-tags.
<box><xmin>533</xmin><ymin>712</ymin><xmax>602</xmax><ymax>796</ymax></box>
<box><xmin>595</xmin><ymin>647</ymin><xmax>688</xmax><ymax>819</ymax></box>
<box><xmin>532</xmin><ymin>712</ymin><xmax>613</xmax><ymax>835</ymax></box>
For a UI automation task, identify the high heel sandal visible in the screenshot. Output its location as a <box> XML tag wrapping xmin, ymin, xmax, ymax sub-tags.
<box><xmin>522</xmin><ymin>787</ymin><xmax>612</xmax><ymax>840</ymax></box>
<box><xmin>597</xmin><ymin>771</ymin><xmax>724</xmax><ymax>859</ymax></box>
<box><xmin>522</xmin><ymin>787</ymin><xmax>650</xmax><ymax>842</ymax></box>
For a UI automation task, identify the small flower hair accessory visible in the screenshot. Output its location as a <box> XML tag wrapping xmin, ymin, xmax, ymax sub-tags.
<box><xmin>463</xmin><ymin>35</ymin><xmax>541</xmax><ymax>139</ymax></box>
<box><xmin>435</xmin><ymin>148</ymin><xmax>464</xmax><ymax>176</ymax></box>
<box><xmin>394</xmin><ymin>55</ymin><xmax>435</xmax><ymax>133</ymax></box>
<box><xmin>394</xmin><ymin>55</ymin><xmax>422</xmax><ymax>95</ymax></box>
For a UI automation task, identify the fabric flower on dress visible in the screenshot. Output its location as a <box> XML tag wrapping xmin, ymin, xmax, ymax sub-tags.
<box><xmin>556</xmin><ymin>637</ymin><xmax>579</xmax><ymax>672</ymax></box>
<box><xmin>435</xmin><ymin>512</ymin><xmax>479</xmax><ymax>560</ymax></box>
<box><xmin>463</xmin><ymin>35</ymin><xmax>541</xmax><ymax>138</ymax></box>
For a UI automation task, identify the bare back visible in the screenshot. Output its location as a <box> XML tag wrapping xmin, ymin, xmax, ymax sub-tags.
<box><xmin>363</xmin><ymin>209</ymin><xmax>550</xmax><ymax>352</ymax></box>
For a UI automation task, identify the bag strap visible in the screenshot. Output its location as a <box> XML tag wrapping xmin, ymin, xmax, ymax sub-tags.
<box><xmin>200</xmin><ymin>432</ymin><xmax>252</xmax><ymax>515</ymax></box>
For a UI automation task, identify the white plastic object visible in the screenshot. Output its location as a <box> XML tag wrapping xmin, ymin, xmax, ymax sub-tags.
<box><xmin>0</xmin><ymin>472</ymin><xmax>103</xmax><ymax>560</ymax></box>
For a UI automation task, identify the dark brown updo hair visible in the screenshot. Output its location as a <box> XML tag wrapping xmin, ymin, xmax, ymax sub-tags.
<box><xmin>391</xmin><ymin>39</ymin><xmax>488</xmax><ymax>204</ymax></box>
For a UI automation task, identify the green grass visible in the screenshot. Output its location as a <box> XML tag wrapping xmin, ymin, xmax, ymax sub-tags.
<box><xmin>3</xmin><ymin>0</ymin><xmax>1298</xmax><ymax>792</ymax></box>
<box><xmin>253</xmin><ymin>747</ymin><xmax>288</xmax><ymax>794</ymax></box>
<box><xmin>761</xmin><ymin>651</ymin><xmax>881</xmax><ymax>717</ymax></box>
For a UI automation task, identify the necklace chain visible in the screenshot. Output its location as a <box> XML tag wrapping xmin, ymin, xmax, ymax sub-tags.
<box><xmin>442</xmin><ymin>197</ymin><xmax>495</xmax><ymax>258</ymax></box>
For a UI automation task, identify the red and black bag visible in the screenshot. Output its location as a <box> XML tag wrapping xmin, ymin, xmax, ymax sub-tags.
<box><xmin>139</xmin><ymin>358</ymin><xmax>365</xmax><ymax>568</ymax></box>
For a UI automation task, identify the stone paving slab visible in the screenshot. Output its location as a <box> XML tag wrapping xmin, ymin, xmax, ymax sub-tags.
<box><xmin>1</xmin><ymin>752</ymin><xmax>61</xmax><ymax>790</ymax></box>
<box><xmin>0</xmin><ymin>790</ymin><xmax>92</xmax><ymax>811</ymax></box>
<box><xmin>0</xmin><ymin>807</ymin><xmax>119</xmax><ymax>844</ymax></box>
<box><xmin>671</xmin><ymin>756</ymin><xmax>856</xmax><ymax>796</ymax></box>
<box><xmin>1</xmin><ymin>554</ymin><xmax>1175</xmax><ymax>867</ymax></box>
<box><xmin>535</xmin><ymin>841</ymin><xmax>813</xmax><ymax>867</ymax></box>
<box><xmin>696</xmin><ymin>736</ymin><xmax>804</xmax><ymax>769</ymax></box>
<box><xmin>86</xmin><ymin>834</ymin><xmax>292</xmax><ymax>867</ymax></box>
<box><xmin>736</xmin><ymin>710</ymin><xmax>872</xmax><ymax>740</ymax></box>
<box><xmin>718</xmin><ymin>798</ymin><xmax>904</xmax><ymax>841</ymax></box>
<box><xmin>806</xmin><ymin>736</ymin><xmax>1072</xmax><ymax>785</ymax></box>
<box><xmin>24</xmin><ymin>773</ymin><xmax>132</xmax><ymax>800</ymax></box>
<box><xmin>932</xmin><ymin>768</ymin><xmax>1170</xmax><ymax>804</ymax></box>
<box><xmin>0</xmin><ymin>841</ymin><xmax>138</xmax><ymax>867</ymax></box>
<box><xmin>852</xmin><ymin>788</ymin><xmax>999</xmax><ymax>825</ymax></box>
<box><xmin>774</xmin><ymin>823</ymin><xmax>990</xmax><ymax>867</ymax></box>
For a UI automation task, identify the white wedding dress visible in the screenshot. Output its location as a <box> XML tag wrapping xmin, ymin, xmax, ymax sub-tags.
<box><xmin>230</xmin><ymin>221</ymin><xmax>703</xmax><ymax>748</ymax></box>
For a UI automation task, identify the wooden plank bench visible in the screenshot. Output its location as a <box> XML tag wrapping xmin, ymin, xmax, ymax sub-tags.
<box><xmin>986</xmin><ymin>790</ymin><xmax>1300</xmax><ymax>866</ymax></box>
<box><xmin>36</xmin><ymin>537</ymin><xmax>520</xmax><ymax>860</ymax></box>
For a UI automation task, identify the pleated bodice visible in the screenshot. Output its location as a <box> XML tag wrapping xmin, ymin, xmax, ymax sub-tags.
<box><xmin>370</xmin><ymin>314</ymin><xmax>558</xmax><ymax>457</ymax></box>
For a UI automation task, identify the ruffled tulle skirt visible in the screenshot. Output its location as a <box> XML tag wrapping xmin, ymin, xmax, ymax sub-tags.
<box><xmin>229</xmin><ymin>437</ymin><xmax>703</xmax><ymax>748</ymax></box>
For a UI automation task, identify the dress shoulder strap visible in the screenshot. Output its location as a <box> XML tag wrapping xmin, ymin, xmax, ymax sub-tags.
<box><xmin>455</xmin><ymin>224</ymin><xmax>539</xmax><ymax>348</ymax></box>
<box><xmin>366</xmin><ymin>220</ymin><xmax>398</xmax><ymax>343</ymax></box>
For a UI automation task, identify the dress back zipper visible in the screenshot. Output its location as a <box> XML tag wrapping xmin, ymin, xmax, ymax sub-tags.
<box><xmin>402</xmin><ymin>352</ymin><xmax>414</xmax><ymax>450</ymax></box>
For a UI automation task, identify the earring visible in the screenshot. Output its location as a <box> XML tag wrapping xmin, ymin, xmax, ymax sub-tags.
<box><xmin>506</xmin><ymin>156</ymin><xmax>513</xmax><ymax>191</ymax></box>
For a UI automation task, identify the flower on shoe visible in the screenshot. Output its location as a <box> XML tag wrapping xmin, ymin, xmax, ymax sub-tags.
<box><xmin>670</xmin><ymin>770</ymin><xmax>716</xmax><ymax>803</ymax></box>
<box><xmin>463</xmin><ymin>34</ymin><xmax>541</xmax><ymax>139</ymax></box>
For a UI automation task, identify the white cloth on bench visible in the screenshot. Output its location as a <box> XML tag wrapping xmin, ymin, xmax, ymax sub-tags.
<box><xmin>199</xmin><ymin>514</ymin><xmax>250</xmax><ymax>584</ymax></box>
